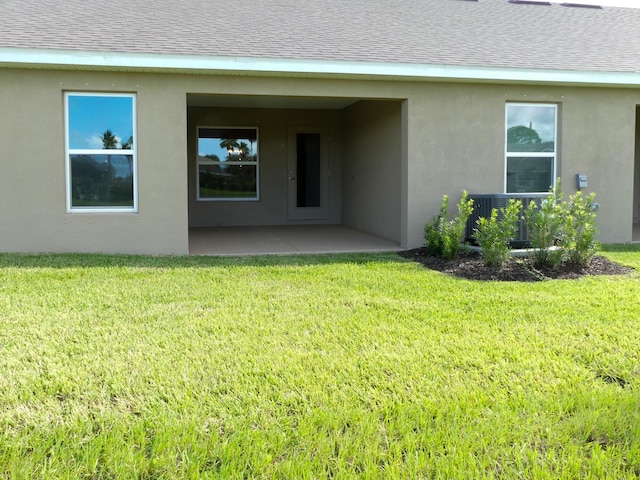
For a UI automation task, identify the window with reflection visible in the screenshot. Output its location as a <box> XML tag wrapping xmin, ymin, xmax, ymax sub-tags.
<box><xmin>65</xmin><ymin>93</ymin><xmax>136</xmax><ymax>211</ymax></box>
<box><xmin>197</xmin><ymin>127</ymin><xmax>258</xmax><ymax>200</ymax></box>
<box><xmin>505</xmin><ymin>103</ymin><xmax>557</xmax><ymax>193</ymax></box>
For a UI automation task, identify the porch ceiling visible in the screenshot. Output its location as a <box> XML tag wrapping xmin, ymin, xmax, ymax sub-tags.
<box><xmin>186</xmin><ymin>94</ymin><xmax>360</xmax><ymax>110</ymax></box>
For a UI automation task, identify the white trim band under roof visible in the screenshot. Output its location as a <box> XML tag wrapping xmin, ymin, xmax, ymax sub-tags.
<box><xmin>2</xmin><ymin>47</ymin><xmax>640</xmax><ymax>86</ymax></box>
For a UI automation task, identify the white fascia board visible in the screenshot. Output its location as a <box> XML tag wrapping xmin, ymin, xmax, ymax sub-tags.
<box><xmin>2</xmin><ymin>47</ymin><xmax>640</xmax><ymax>86</ymax></box>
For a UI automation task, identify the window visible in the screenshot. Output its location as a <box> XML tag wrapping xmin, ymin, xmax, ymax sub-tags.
<box><xmin>65</xmin><ymin>93</ymin><xmax>136</xmax><ymax>212</ymax></box>
<box><xmin>197</xmin><ymin>127</ymin><xmax>258</xmax><ymax>201</ymax></box>
<box><xmin>505</xmin><ymin>103</ymin><xmax>557</xmax><ymax>193</ymax></box>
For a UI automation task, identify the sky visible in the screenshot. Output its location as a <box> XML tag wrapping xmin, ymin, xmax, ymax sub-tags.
<box><xmin>198</xmin><ymin>138</ymin><xmax>231</xmax><ymax>160</ymax></box>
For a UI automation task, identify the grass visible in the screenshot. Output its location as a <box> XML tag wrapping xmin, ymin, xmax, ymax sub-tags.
<box><xmin>1</xmin><ymin>247</ymin><xmax>640</xmax><ymax>478</ymax></box>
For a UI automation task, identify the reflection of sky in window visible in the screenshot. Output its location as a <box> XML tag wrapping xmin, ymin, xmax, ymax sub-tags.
<box><xmin>198</xmin><ymin>138</ymin><xmax>229</xmax><ymax>159</ymax></box>
<box><xmin>68</xmin><ymin>95</ymin><xmax>133</xmax><ymax>149</ymax></box>
<box><xmin>109</xmin><ymin>155</ymin><xmax>132</xmax><ymax>178</ymax></box>
<box><xmin>198</xmin><ymin>137</ymin><xmax>256</xmax><ymax>160</ymax></box>
<box><xmin>507</xmin><ymin>105</ymin><xmax>555</xmax><ymax>142</ymax></box>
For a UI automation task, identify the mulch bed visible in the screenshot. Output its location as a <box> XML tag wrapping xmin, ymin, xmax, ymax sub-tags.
<box><xmin>398</xmin><ymin>248</ymin><xmax>633</xmax><ymax>282</ymax></box>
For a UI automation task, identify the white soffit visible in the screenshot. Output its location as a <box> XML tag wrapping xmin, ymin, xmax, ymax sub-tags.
<box><xmin>2</xmin><ymin>47</ymin><xmax>640</xmax><ymax>87</ymax></box>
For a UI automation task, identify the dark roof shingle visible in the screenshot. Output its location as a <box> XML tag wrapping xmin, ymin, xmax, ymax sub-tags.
<box><xmin>2</xmin><ymin>0</ymin><xmax>640</xmax><ymax>73</ymax></box>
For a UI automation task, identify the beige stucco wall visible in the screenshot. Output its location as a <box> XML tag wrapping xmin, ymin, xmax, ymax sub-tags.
<box><xmin>1</xmin><ymin>67</ymin><xmax>638</xmax><ymax>254</ymax></box>
<box><xmin>342</xmin><ymin>101</ymin><xmax>403</xmax><ymax>243</ymax></box>
<box><xmin>402</xmin><ymin>82</ymin><xmax>638</xmax><ymax>247</ymax></box>
<box><xmin>0</xmin><ymin>69</ymin><xmax>189</xmax><ymax>254</ymax></box>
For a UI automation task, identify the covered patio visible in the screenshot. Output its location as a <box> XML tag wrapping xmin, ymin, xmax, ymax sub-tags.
<box><xmin>189</xmin><ymin>225</ymin><xmax>401</xmax><ymax>256</ymax></box>
<box><xmin>186</xmin><ymin>94</ymin><xmax>405</xmax><ymax>256</ymax></box>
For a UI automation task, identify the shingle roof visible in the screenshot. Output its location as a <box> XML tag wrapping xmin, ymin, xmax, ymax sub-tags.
<box><xmin>2</xmin><ymin>0</ymin><xmax>640</xmax><ymax>74</ymax></box>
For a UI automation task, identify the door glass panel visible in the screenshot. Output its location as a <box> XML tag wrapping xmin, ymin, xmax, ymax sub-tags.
<box><xmin>296</xmin><ymin>133</ymin><xmax>321</xmax><ymax>208</ymax></box>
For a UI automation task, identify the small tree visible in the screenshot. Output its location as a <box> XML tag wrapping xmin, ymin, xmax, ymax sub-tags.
<box><xmin>474</xmin><ymin>199</ymin><xmax>522</xmax><ymax>268</ymax></box>
<box><xmin>424</xmin><ymin>192</ymin><xmax>474</xmax><ymax>260</ymax></box>
<box><xmin>523</xmin><ymin>178</ymin><xmax>599</xmax><ymax>269</ymax></box>
<box><xmin>523</xmin><ymin>180</ymin><xmax>565</xmax><ymax>268</ymax></box>
<box><xmin>562</xmin><ymin>191</ymin><xmax>598</xmax><ymax>267</ymax></box>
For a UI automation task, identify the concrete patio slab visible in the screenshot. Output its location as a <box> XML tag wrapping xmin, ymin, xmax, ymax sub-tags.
<box><xmin>189</xmin><ymin>225</ymin><xmax>401</xmax><ymax>256</ymax></box>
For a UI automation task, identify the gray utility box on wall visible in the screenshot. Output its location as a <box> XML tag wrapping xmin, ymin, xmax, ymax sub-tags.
<box><xmin>465</xmin><ymin>193</ymin><xmax>549</xmax><ymax>248</ymax></box>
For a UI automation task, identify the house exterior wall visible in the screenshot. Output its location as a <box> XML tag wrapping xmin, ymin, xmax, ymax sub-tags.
<box><xmin>187</xmin><ymin>106</ymin><xmax>343</xmax><ymax>227</ymax></box>
<box><xmin>0</xmin><ymin>67</ymin><xmax>638</xmax><ymax>254</ymax></box>
<box><xmin>0</xmin><ymin>69</ymin><xmax>189</xmax><ymax>254</ymax></box>
<box><xmin>342</xmin><ymin>100</ymin><xmax>403</xmax><ymax>243</ymax></box>
<box><xmin>403</xmin><ymin>82</ymin><xmax>639</xmax><ymax>247</ymax></box>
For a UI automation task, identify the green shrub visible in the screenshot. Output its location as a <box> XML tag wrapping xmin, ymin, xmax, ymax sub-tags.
<box><xmin>523</xmin><ymin>181</ymin><xmax>565</xmax><ymax>268</ymax></box>
<box><xmin>424</xmin><ymin>192</ymin><xmax>474</xmax><ymax>259</ymax></box>
<box><xmin>562</xmin><ymin>191</ymin><xmax>599</xmax><ymax>267</ymax></box>
<box><xmin>522</xmin><ymin>178</ymin><xmax>599</xmax><ymax>268</ymax></box>
<box><xmin>424</xmin><ymin>196</ymin><xmax>448</xmax><ymax>257</ymax></box>
<box><xmin>474</xmin><ymin>199</ymin><xmax>522</xmax><ymax>268</ymax></box>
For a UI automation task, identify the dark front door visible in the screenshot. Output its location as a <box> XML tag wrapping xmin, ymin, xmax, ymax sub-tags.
<box><xmin>288</xmin><ymin>128</ymin><xmax>328</xmax><ymax>220</ymax></box>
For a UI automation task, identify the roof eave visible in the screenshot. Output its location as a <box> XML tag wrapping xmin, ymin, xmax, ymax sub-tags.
<box><xmin>2</xmin><ymin>47</ymin><xmax>640</xmax><ymax>87</ymax></box>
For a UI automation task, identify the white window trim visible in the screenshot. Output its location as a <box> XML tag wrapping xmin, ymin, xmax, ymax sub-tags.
<box><xmin>504</xmin><ymin>102</ymin><xmax>558</xmax><ymax>194</ymax></box>
<box><xmin>196</xmin><ymin>126</ymin><xmax>260</xmax><ymax>202</ymax></box>
<box><xmin>64</xmin><ymin>92</ymin><xmax>138</xmax><ymax>213</ymax></box>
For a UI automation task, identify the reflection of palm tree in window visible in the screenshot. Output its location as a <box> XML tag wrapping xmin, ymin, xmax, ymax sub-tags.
<box><xmin>121</xmin><ymin>136</ymin><xmax>133</xmax><ymax>149</ymax></box>
<box><xmin>219</xmin><ymin>138</ymin><xmax>240</xmax><ymax>160</ymax></box>
<box><xmin>238</xmin><ymin>141</ymin><xmax>250</xmax><ymax>161</ymax></box>
<box><xmin>121</xmin><ymin>135</ymin><xmax>133</xmax><ymax>175</ymax></box>
<box><xmin>100</xmin><ymin>129</ymin><xmax>118</xmax><ymax>181</ymax></box>
<box><xmin>507</xmin><ymin>125</ymin><xmax>554</xmax><ymax>153</ymax></box>
<box><xmin>101</xmin><ymin>129</ymin><xmax>118</xmax><ymax>149</ymax></box>
<box><xmin>507</xmin><ymin>125</ymin><xmax>541</xmax><ymax>146</ymax></box>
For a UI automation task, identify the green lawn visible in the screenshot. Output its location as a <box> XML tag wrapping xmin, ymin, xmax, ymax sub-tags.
<box><xmin>1</xmin><ymin>247</ymin><xmax>640</xmax><ymax>479</ymax></box>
